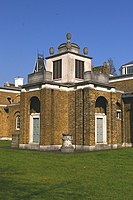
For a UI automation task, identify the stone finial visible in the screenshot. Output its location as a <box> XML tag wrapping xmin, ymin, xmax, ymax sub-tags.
<box><xmin>66</xmin><ymin>33</ymin><xmax>72</xmax><ymax>41</ymax></box>
<box><xmin>49</xmin><ymin>47</ymin><xmax>54</xmax><ymax>55</ymax></box>
<box><xmin>66</xmin><ymin>33</ymin><xmax>72</xmax><ymax>50</ymax></box>
<box><xmin>83</xmin><ymin>47</ymin><xmax>88</xmax><ymax>55</ymax></box>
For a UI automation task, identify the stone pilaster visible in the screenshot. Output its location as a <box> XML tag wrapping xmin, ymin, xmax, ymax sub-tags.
<box><xmin>111</xmin><ymin>93</ymin><xmax>117</xmax><ymax>144</ymax></box>
<box><xmin>88</xmin><ymin>90</ymin><xmax>95</xmax><ymax>146</ymax></box>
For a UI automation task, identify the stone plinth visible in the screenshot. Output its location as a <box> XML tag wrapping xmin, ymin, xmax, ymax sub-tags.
<box><xmin>61</xmin><ymin>134</ymin><xmax>74</xmax><ymax>153</ymax></box>
<box><xmin>11</xmin><ymin>133</ymin><xmax>19</xmax><ymax>148</ymax></box>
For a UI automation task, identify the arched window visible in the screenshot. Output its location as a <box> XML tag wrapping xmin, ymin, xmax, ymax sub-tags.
<box><xmin>16</xmin><ymin>116</ymin><xmax>20</xmax><ymax>130</ymax></box>
<box><xmin>116</xmin><ymin>102</ymin><xmax>121</xmax><ymax>119</ymax></box>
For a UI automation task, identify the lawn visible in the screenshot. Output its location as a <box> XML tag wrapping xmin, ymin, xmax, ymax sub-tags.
<box><xmin>0</xmin><ymin>140</ymin><xmax>11</xmax><ymax>147</ymax></box>
<box><xmin>0</xmin><ymin>142</ymin><xmax>133</xmax><ymax>200</ymax></box>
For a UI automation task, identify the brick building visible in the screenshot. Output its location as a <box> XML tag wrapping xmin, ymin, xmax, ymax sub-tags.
<box><xmin>0</xmin><ymin>78</ymin><xmax>22</xmax><ymax>140</ymax></box>
<box><xmin>1</xmin><ymin>33</ymin><xmax>133</xmax><ymax>151</ymax></box>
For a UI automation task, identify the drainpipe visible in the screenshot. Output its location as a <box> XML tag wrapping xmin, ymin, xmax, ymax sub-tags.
<box><xmin>82</xmin><ymin>89</ymin><xmax>84</xmax><ymax>146</ymax></box>
<box><xmin>111</xmin><ymin>96</ymin><xmax>113</xmax><ymax>148</ymax></box>
<box><xmin>75</xmin><ymin>90</ymin><xmax>76</xmax><ymax>150</ymax></box>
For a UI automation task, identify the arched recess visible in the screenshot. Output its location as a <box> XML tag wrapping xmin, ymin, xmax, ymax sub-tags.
<box><xmin>30</xmin><ymin>96</ymin><xmax>40</xmax><ymax>114</ymax></box>
<box><xmin>95</xmin><ymin>96</ymin><xmax>108</xmax><ymax>144</ymax></box>
<box><xmin>29</xmin><ymin>96</ymin><xmax>40</xmax><ymax>144</ymax></box>
<box><xmin>14</xmin><ymin>111</ymin><xmax>20</xmax><ymax>130</ymax></box>
<box><xmin>95</xmin><ymin>96</ymin><xmax>107</xmax><ymax>115</ymax></box>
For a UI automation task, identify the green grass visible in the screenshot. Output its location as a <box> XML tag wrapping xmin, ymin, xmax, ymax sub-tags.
<box><xmin>0</xmin><ymin>140</ymin><xmax>11</xmax><ymax>147</ymax></box>
<box><xmin>1</xmin><ymin>145</ymin><xmax>133</xmax><ymax>200</ymax></box>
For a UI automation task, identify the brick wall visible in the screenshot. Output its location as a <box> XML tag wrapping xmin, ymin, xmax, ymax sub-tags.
<box><xmin>0</xmin><ymin>90</ymin><xmax>20</xmax><ymax>139</ymax></box>
<box><xmin>68</xmin><ymin>88</ymin><xmax>123</xmax><ymax>147</ymax></box>
<box><xmin>109</xmin><ymin>79</ymin><xmax>133</xmax><ymax>92</ymax></box>
<box><xmin>122</xmin><ymin>98</ymin><xmax>133</xmax><ymax>144</ymax></box>
<box><xmin>0</xmin><ymin>91</ymin><xmax>20</xmax><ymax>105</ymax></box>
<box><xmin>0</xmin><ymin>105</ymin><xmax>20</xmax><ymax>138</ymax></box>
<box><xmin>20</xmin><ymin>86</ymin><xmax>123</xmax><ymax>147</ymax></box>
<box><xmin>20</xmin><ymin>88</ymin><xmax>69</xmax><ymax>145</ymax></box>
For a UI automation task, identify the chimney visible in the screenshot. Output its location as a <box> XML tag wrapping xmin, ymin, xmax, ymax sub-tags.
<box><xmin>15</xmin><ymin>77</ymin><xmax>24</xmax><ymax>87</ymax></box>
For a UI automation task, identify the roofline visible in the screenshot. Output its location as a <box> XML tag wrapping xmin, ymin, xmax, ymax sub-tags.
<box><xmin>45</xmin><ymin>51</ymin><xmax>92</xmax><ymax>60</ymax></box>
<box><xmin>0</xmin><ymin>86</ymin><xmax>21</xmax><ymax>92</ymax></box>
<box><xmin>22</xmin><ymin>79</ymin><xmax>113</xmax><ymax>90</ymax></box>
<box><xmin>119</xmin><ymin>61</ymin><xmax>133</xmax><ymax>69</ymax></box>
<box><xmin>122</xmin><ymin>93</ymin><xmax>133</xmax><ymax>98</ymax></box>
<box><xmin>58</xmin><ymin>42</ymin><xmax>80</xmax><ymax>49</ymax></box>
<box><xmin>109</xmin><ymin>73</ymin><xmax>133</xmax><ymax>82</ymax></box>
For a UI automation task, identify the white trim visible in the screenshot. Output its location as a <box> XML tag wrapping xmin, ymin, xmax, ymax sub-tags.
<box><xmin>41</xmin><ymin>83</ymin><xmax>116</xmax><ymax>92</ymax></box>
<box><xmin>42</xmin><ymin>84</ymin><xmax>75</xmax><ymax>91</ymax></box>
<box><xmin>19</xmin><ymin>144</ymin><xmax>120</xmax><ymax>151</ymax></box>
<box><xmin>77</xmin><ymin>84</ymin><xmax>94</xmax><ymax>90</ymax></box>
<box><xmin>19</xmin><ymin>143</ymin><xmax>40</xmax><ymax>150</ymax></box>
<box><xmin>95</xmin><ymin>86</ymin><xmax>113</xmax><ymax>92</ymax></box>
<box><xmin>19</xmin><ymin>144</ymin><xmax>62</xmax><ymax>151</ymax></box>
<box><xmin>109</xmin><ymin>76</ymin><xmax>133</xmax><ymax>82</ymax></box>
<box><xmin>21</xmin><ymin>88</ymin><xmax>26</xmax><ymax>92</ymax></box>
<box><xmin>0</xmin><ymin>89</ymin><xmax>20</xmax><ymax>93</ymax></box>
<box><xmin>75</xmin><ymin>145</ymin><xmax>95</xmax><ymax>151</ymax></box>
<box><xmin>116</xmin><ymin>109</ymin><xmax>121</xmax><ymax>119</ymax></box>
<box><xmin>111</xmin><ymin>144</ymin><xmax>118</xmax><ymax>149</ymax></box>
<box><xmin>42</xmin><ymin>84</ymin><xmax>59</xmax><ymax>90</ymax></box>
<box><xmin>30</xmin><ymin>113</ymin><xmax>40</xmax><ymax>144</ymax></box>
<box><xmin>110</xmin><ymin>88</ymin><xmax>116</xmax><ymax>92</ymax></box>
<box><xmin>122</xmin><ymin>143</ymin><xmax>132</xmax><ymax>147</ymax></box>
<box><xmin>21</xmin><ymin>82</ymin><xmax>122</xmax><ymax>93</ymax></box>
<box><xmin>0</xmin><ymin>103</ymin><xmax>20</xmax><ymax>107</ymax></box>
<box><xmin>8</xmin><ymin>103</ymin><xmax>20</xmax><ymax>106</ymax></box>
<box><xmin>59</xmin><ymin>87</ymin><xmax>75</xmax><ymax>91</ymax></box>
<box><xmin>40</xmin><ymin>145</ymin><xmax>62</xmax><ymax>151</ymax></box>
<box><xmin>0</xmin><ymin>137</ymin><xmax>12</xmax><ymax>141</ymax></box>
<box><xmin>28</xmin><ymin>87</ymin><xmax>40</xmax><ymax>92</ymax></box>
<box><xmin>95</xmin><ymin>113</ymin><xmax>107</xmax><ymax>144</ymax></box>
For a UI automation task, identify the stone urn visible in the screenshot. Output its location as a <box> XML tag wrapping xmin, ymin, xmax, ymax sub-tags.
<box><xmin>61</xmin><ymin>133</ymin><xmax>74</xmax><ymax>153</ymax></box>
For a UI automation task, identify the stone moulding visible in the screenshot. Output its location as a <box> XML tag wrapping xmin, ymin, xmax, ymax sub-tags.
<box><xmin>0</xmin><ymin>137</ymin><xmax>12</xmax><ymax>140</ymax></box>
<box><xmin>19</xmin><ymin>144</ymin><xmax>62</xmax><ymax>151</ymax></box>
<box><xmin>19</xmin><ymin>143</ymin><xmax>122</xmax><ymax>152</ymax></box>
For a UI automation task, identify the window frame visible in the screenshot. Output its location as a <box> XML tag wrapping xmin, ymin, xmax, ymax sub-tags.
<box><xmin>16</xmin><ymin>115</ymin><xmax>20</xmax><ymax>130</ymax></box>
<box><xmin>127</xmin><ymin>66</ymin><xmax>133</xmax><ymax>74</ymax></box>
<box><xmin>53</xmin><ymin>59</ymin><xmax>62</xmax><ymax>79</ymax></box>
<box><xmin>116</xmin><ymin>109</ymin><xmax>121</xmax><ymax>120</ymax></box>
<box><xmin>75</xmin><ymin>59</ymin><xmax>84</xmax><ymax>79</ymax></box>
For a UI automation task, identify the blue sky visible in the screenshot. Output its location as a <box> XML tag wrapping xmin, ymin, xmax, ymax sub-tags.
<box><xmin>0</xmin><ymin>0</ymin><xmax>133</xmax><ymax>85</ymax></box>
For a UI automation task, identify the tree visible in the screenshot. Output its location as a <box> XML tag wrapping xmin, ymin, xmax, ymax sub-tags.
<box><xmin>108</xmin><ymin>58</ymin><xmax>117</xmax><ymax>76</ymax></box>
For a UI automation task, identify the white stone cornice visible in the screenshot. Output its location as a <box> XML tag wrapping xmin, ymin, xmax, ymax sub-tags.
<box><xmin>0</xmin><ymin>89</ymin><xmax>20</xmax><ymax>93</ymax></box>
<box><xmin>109</xmin><ymin>76</ymin><xmax>133</xmax><ymax>82</ymax></box>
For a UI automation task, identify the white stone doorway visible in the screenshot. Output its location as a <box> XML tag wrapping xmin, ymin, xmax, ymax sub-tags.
<box><xmin>30</xmin><ymin>113</ymin><xmax>40</xmax><ymax>143</ymax></box>
<box><xmin>95</xmin><ymin>113</ymin><xmax>107</xmax><ymax>144</ymax></box>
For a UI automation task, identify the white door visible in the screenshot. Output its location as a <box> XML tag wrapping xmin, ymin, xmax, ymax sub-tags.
<box><xmin>95</xmin><ymin>114</ymin><xmax>106</xmax><ymax>144</ymax></box>
<box><xmin>97</xmin><ymin>118</ymin><xmax>103</xmax><ymax>143</ymax></box>
<box><xmin>33</xmin><ymin>118</ymin><xmax>40</xmax><ymax>143</ymax></box>
<box><xmin>30</xmin><ymin>114</ymin><xmax>40</xmax><ymax>143</ymax></box>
